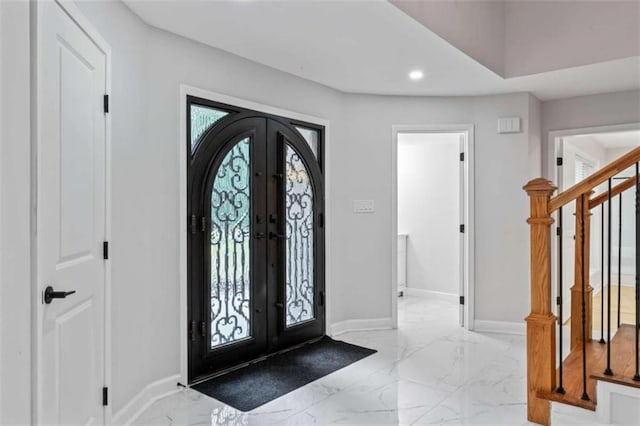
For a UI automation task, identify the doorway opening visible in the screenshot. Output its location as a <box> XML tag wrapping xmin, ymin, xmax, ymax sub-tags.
<box><xmin>552</xmin><ymin>127</ymin><xmax>640</xmax><ymax>334</ymax></box>
<box><xmin>392</xmin><ymin>125</ymin><xmax>474</xmax><ymax>331</ymax></box>
<box><xmin>186</xmin><ymin>96</ymin><xmax>326</xmax><ymax>382</ymax></box>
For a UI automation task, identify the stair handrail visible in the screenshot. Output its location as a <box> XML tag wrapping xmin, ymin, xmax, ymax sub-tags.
<box><xmin>589</xmin><ymin>173</ymin><xmax>640</xmax><ymax>209</ymax></box>
<box><xmin>548</xmin><ymin>146</ymin><xmax>640</xmax><ymax>213</ymax></box>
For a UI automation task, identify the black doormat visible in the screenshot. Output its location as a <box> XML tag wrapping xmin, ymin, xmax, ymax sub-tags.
<box><xmin>192</xmin><ymin>336</ymin><xmax>376</xmax><ymax>411</ymax></box>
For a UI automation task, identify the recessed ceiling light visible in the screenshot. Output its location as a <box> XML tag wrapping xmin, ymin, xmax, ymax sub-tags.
<box><xmin>409</xmin><ymin>70</ymin><xmax>424</xmax><ymax>81</ymax></box>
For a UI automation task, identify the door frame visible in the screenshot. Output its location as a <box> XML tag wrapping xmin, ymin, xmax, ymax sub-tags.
<box><xmin>391</xmin><ymin>124</ymin><xmax>475</xmax><ymax>330</ymax></box>
<box><xmin>548</xmin><ymin>122</ymin><xmax>640</xmax><ymax>324</ymax></box>
<box><xmin>32</xmin><ymin>0</ymin><xmax>112</xmax><ymax>423</ymax></box>
<box><xmin>178</xmin><ymin>85</ymin><xmax>331</xmax><ymax>386</ymax></box>
<box><xmin>547</xmin><ymin>122</ymin><xmax>640</xmax><ymax>189</ymax></box>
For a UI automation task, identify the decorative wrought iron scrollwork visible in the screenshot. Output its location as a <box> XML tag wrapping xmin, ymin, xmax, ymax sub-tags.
<box><xmin>285</xmin><ymin>145</ymin><xmax>315</xmax><ymax>326</ymax></box>
<box><xmin>210</xmin><ymin>138</ymin><xmax>251</xmax><ymax>348</ymax></box>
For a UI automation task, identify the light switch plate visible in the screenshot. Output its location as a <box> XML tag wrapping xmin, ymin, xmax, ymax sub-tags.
<box><xmin>497</xmin><ymin>117</ymin><xmax>521</xmax><ymax>134</ymax></box>
<box><xmin>353</xmin><ymin>200</ymin><xmax>375</xmax><ymax>213</ymax></box>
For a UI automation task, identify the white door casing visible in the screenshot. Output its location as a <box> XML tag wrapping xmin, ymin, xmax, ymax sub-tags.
<box><xmin>36</xmin><ymin>1</ymin><xmax>109</xmax><ymax>424</ymax></box>
<box><xmin>458</xmin><ymin>133</ymin><xmax>465</xmax><ymax>327</ymax></box>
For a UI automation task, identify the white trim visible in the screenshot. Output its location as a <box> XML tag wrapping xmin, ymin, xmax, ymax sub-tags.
<box><xmin>391</xmin><ymin>124</ymin><xmax>475</xmax><ymax>331</ymax></box>
<box><xmin>329</xmin><ymin>318</ymin><xmax>393</xmax><ymax>337</ymax></box>
<box><xmin>111</xmin><ymin>374</ymin><xmax>180</xmax><ymax>426</ymax></box>
<box><xmin>596</xmin><ymin>380</ymin><xmax>640</xmax><ymax>425</ymax></box>
<box><xmin>551</xmin><ymin>401</ymin><xmax>600</xmax><ymax>424</ymax></box>
<box><xmin>547</xmin><ymin>122</ymin><xmax>640</xmax><ymax>184</ymax></box>
<box><xmin>474</xmin><ymin>320</ymin><xmax>526</xmax><ymax>335</ymax></box>
<box><xmin>0</xmin><ymin>4</ymin><xmax>4</xmax><ymax>421</ymax></box>
<box><xmin>403</xmin><ymin>288</ymin><xmax>458</xmax><ymax>304</ymax></box>
<box><xmin>178</xmin><ymin>85</ymin><xmax>331</xmax><ymax>386</ymax></box>
<box><xmin>548</xmin><ymin>122</ymin><xmax>640</xmax><ymax>325</ymax></box>
<box><xmin>618</xmin><ymin>274</ymin><xmax>636</xmax><ymax>286</ymax></box>
<box><xmin>33</xmin><ymin>1</ymin><xmax>112</xmax><ymax>423</ymax></box>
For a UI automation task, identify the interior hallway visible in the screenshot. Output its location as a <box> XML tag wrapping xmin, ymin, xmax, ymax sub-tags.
<box><xmin>133</xmin><ymin>296</ymin><xmax>599</xmax><ymax>425</ymax></box>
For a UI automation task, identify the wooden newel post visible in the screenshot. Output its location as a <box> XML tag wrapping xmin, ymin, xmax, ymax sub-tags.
<box><xmin>524</xmin><ymin>178</ymin><xmax>557</xmax><ymax>426</ymax></box>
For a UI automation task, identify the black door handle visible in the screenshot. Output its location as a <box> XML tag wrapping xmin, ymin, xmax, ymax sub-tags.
<box><xmin>269</xmin><ymin>232</ymin><xmax>287</xmax><ymax>240</ymax></box>
<box><xmin>44</xmin><ymin>286</ymin><xmax>76</xmax><ymax>304</ymax></box>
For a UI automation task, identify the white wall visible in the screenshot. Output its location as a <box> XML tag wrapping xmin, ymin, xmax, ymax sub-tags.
<box><xmin>541</xmin><ymin>90</ymin><xmax>640</xmax><ymax>179</ymax></box>
<box><xmin>390</xmin><ymin>0</ymin><xmax>505</xmax><ymax>76</ymax></box>
<box><xmin>392</xmin><ymin>1</ymin><xmax>640</xmax><ymax>79</ymax></box>
<box><xmin>0</xmin><ymin>1</ymin><xmax>32</xmax><ymax>424</ymax></box>
<box><xmin>4</xmin><ymin>0</ymin><xmax>542</xmax><ymax>420</ymax></box>
<box><xmin>528</xmin><ymin>94</ymin><xmax>542</xmax><ymax>179</ymax></box>
<box><xmin>76</xmin><ymin>0</ymin><xmax>344</xmax><ymax>414</ymax></box>
<box><xmin>398</xmin><ymin>133</ymin><xmax>461</xmax><ymax>295</ymax></box>
<box><xmin>335</xmin><ymin>93</ymin><xmax>536</xmax><ymax>325</ymax></box>
<box><xmin>504</xmin><ymin>1</ymin><xmax>640</xmax><ymax>78</ymax></box>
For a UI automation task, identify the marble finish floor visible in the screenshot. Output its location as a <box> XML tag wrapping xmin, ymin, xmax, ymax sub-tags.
<box><xmin>134</xmin><ymin>296</ymin><xmax>601</xmax><ymax>425</ymax></box>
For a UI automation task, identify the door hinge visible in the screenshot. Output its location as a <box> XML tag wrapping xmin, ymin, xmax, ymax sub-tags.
<box><xmin>189</xmin><ymin>320</ymin><xmax>196</xmax><ymax>341</ymax></box>
<box><xmin>103</xmin><ymin>95</ymin><xmax>109</xmax><ymax>114</ymax></box>
<box><xmin>557</xmin><ymin>157</ymin><xmax>563</xmax><ymax>166</ymax></box>
<box><xmin>459</xmin><ymin>296</ymin><xmax>465</xmax><ymax>305</ymax></box>
<box><xmin>199</xmin><ymin>321</ymin><xmax>206</xmax><ymax>339</ymax></box>
<box><xmin>190</xmin><ymin>215</ymin><xmax>197</xmax><ymax>234</ymax></box>
<box><xmin>557</xmin><ymin>296</ymin><xmax>562</xmax><ymax>306</ymax></box>
<box><xmin>103</xmin><ymin>241</ymin><xmax>109</xmax><ymax>260</ymax></box>
<box><xmin>102</xmin><ymin>387</ymin><xmax>108</xmax><ymax>406</ymax></box>
<box><xmin>318</xmin><ymin>213</ymin><xmax>324</xmax><ymax>228</ymax></box>
<box><xmin>189</xmin><ymin>215</ymin><xmax>206</xmax><ymax>233</ymax></box>
<box><xmin>460</xmin><ymin>152</ymin><xmax>465</xmax><ymax>162</ymax></box>
<box><xmin>319</xmin><ymin>291</ymin><xmax>324</xmax><ymax>306</ymax></box>
<box><xmin>557</xmin><ymin>226</ymin><xmax>561</xmax><ymax>236</ymax></box>
<box><xmin>459</xmin><ymin>224</ymin><xmax>465</xmax><ymax>233</ymax></box>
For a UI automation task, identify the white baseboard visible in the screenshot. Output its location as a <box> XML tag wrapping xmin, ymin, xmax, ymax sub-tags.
<box><xmin>112</xmin><ymin>374</ymin><xmax>181</xmax><ymax>426</ymax></box>
<box><xmin>473</xmin><ymin>319</ymin><xmax>525</xmax><ymax>335</ymax></box>
<box><xmin>404</xmin><ymin>288</ymin><xmax>458</xmax><ymax>304</ymax></box>
<box><xmin>329</xmin><ymin>317</ymin><xmax>393</xmax><ymax>336</ymax></box>
<box><xmin>592</xmin><ymin>279</ymin><xmax>636</xmax><ymax>296</ymax></box>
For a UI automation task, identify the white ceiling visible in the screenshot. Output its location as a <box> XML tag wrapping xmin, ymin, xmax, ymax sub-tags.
<box><xmin>567</xmin><ymin>130</ymin><xmax>640</xmax><ymax>149</ymax></box>
<box><xmin>123</xmin><ymin>0</ymin><xmax>640</xmax><ymax>100</ymax></box>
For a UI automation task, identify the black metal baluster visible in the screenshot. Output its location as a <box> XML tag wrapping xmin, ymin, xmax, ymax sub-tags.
<box><xmin>600</xmin><ymin>203</ymin><xmax>606</xmax><ymax>344</ymax></box>
<box><xmin>605</xmin><ymin>178</ymin><xmax>614</xmax><ymax>376</ymax></box>
<box><xmin>635</xmin><ymin>162</ymin><xmax>640</xmax><ymax>382</ymax></box>
<box><xmin>580</xmin><ymin>193</ymin><xmax>590</xmax><ymax>401</ymax></box>
<box><xmin>557</xmin><ymin>206</ymin><xmax>565</xmax><ymax>394</ymax></box>
<box><xmin>618</xmin><ymin>192</ymin><xmax>623</xmax><ymax>327</ymax></box>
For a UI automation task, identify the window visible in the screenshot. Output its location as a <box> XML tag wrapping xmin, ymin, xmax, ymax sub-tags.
<box><xmin>295</xmin><ymin>126</ymin><xmax>319</xmax><ymax>158</ymax></box>
<box><xmin>575</xmin><ymin>155</ymin><xmax>595</xmax><ymax>183</ymax></box>
<box><xmin>189</xmin><ymin>104</ymin><xmax>229</xmax><ymax>152</ymax></box>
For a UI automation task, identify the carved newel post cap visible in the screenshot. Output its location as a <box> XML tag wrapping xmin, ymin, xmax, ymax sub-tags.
<box><xmin>523</xmin><ymin>178</ymin><xmax>557</xmax><ymax>195</ymax></box>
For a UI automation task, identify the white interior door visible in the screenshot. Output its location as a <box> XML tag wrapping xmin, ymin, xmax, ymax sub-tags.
<box><xmin>37</xmin><ymin>1</ymin><xmax>108</xmax><ymax>424</ymax></box>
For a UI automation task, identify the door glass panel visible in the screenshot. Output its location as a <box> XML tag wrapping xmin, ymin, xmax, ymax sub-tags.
<box><xmin>285</xmin><ymin>144</ymin><xmax>315</xmax><ymax>327</ymax></box>
<box><xmin>190</xmin><ymin>104</ymin><xmax>229</xmax><ymax>152</ymax></box>
<box><xmin>210</xmin><ymin>138</ymin><xmax>251</xmax><ymax>348</ymax></box>
<box><xmin>294</xmin><ymin>126</ymin><xmax>319</xmax><ymax>158</ymax></box>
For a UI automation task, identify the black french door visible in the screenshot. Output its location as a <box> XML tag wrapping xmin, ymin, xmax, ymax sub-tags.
<box><xmin>187</xmin><ymin>97</ymin><xmax>325</xmax><ymax>382</ymax></box>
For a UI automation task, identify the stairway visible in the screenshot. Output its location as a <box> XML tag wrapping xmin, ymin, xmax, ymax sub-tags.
<box><xmin>523</xmin><ymin>146</ymin><xmax>640</xmax><ymax>425</ymax></box>
<box><xmin>538</xmin><ymin>324</ymin><xmax>639</xmax><ymax>412</ymax></box>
